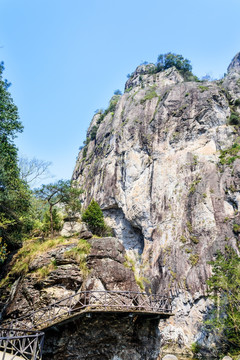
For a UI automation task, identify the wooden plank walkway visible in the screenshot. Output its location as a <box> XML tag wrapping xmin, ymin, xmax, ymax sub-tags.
<box><xmin>1</xmin><ymin>290</ymin><xmax>173</xmax><ymax>359</ymax></box>
<box><xmin>4</xmin><ymin>290</ymin><xmax>173</xmax><ymax>331</ymax></box>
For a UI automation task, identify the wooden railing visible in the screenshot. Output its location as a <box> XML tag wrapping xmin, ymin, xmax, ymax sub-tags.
<box><xmin>3</xmin><ymin>290</ymin><xmax>172</xmax><ymax>331</ymax></box>
<box><xmin>0</xmin><ymin>328</ymin><xmax>44</xmax><ymax>360</ymax></box>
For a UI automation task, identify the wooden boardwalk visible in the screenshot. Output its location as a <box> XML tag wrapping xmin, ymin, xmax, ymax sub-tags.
<box><xmin>1</xmin><ymin>290</ymin><xmax>173</xmax><ymax>359</ymax></box>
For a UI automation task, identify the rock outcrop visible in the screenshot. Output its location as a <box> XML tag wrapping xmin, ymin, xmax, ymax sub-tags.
<box><xmin>1</xmin><ymin>236</ymin><xmax>163</xmax><ymax>359</ymax></box>
<box><xmin>3</xmin><ymin>237</ymin><xmax>139</xmax><ymax>319</ymax></box>
<box><xmin>72</xmin><ymin>53</ymin><xmax>240</xmax><ymax>353</ymax></box>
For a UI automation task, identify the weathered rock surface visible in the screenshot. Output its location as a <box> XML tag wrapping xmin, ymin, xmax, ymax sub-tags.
<box><xmin>2</xmin><ymin>237</ymin><xmax>163</xmax><ymax>359</ymax></box>
<box><xmin>72</xmin><ymin>53</ymin><xmax>240</xmax><ymax>353</ymax></box>
<box><xmin>227</xmin><ymin>52</ymin><xmax>240</xmax><ymax>73</ymax></box>
<box><xmin>60</xmin><ymin>220</ymin><xmax>88</xmax><ymax>237</ymax></box>
<box><xmin>3</xmin><ymin>237</ymin><xmax>138</xmax><ymax>319</ymax></box>
<box><xmin>43</xmin><ymin>313</ymin><xmax>160</xmax><ymax>360</ymax></box>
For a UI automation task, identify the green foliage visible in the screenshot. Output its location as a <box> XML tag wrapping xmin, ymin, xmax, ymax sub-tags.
<box><xmin>35</xmin><ymin>180</ymin><xmax>82</xmax><ymax>237</ymax></box>
<box><xmin>189</xmin><ymin>176</ymin><xmax>202</xmax><ymax>194</ymax></box>
<box><xmin>180</xmin><ymin>235</ymin><xmax>187</xmax><ymax>243</ymax></box>
<box><xmin>186</xmin><ymin>221</ymin><xmax>193</xmax><ymax>233</ymax></box>
<box><xmin>0</xmin><ymin>61</ymin><xmax>31</xmax><ymax>250</ymax></box>
<box><xmin>114</xmin><ymin>89</ymin><xmax>122</xmax><ymax>95</ymax></box>
<box><xmin>190</xmin><ymin>235</ymin><xmax>199</xmax><ymax>244</ymax></box>
<box><xmin>0</xmin><ymin>237</ymin><xmax>7</xmax><ymax>263</ymax></box>
<box><xmin>81</xmin><ymin>199</ymin><xmax>112</xmax><ymax>236</ymax></box>
<box><xmin>229</xmin><ymin>111</ymin><xmax>240</xmax><ymax>126</ymax></box>
<box><xmin>124</xmin><ymin>254</ymin><xmax>150</xmax><ymax>291</ymax></box>
<box><xmin>219</xmin><ymin>143</ymin><xmax>240</xmax><ymax>165</ymax></box>
<box><xmin>206</xmin><ymin>247</ymin><xmax>240</xmax><ymax>353</ymax></box>
<box><xmin>234</xmin><ymin>99</ymin><xmax>240</xmax><ymax>106</ymax></box>
<box><xmin>157</xmin><ymin>53</ymin><xmax>192</xmax><ymax>72</ymax></box>
<box><xmin>233</xmin><ymin>223</ymin><xmax>240</xmax><ymax>234</ymax></box>
<box><xmin>155</xmin><ymin>52</ymin><xmax>196</xmax><ymax>80</ymax></box>
<box><xmin>0</xmin><ymin>236</ymin><xmax>69</xmax><ymax>286</ymax></box>
<box><xmin>64</xmin><ymin>238</ymin><xmax>91</xmax><ymax>276</ymax></box>
<box><xmin>198</xmin><ymin>85</ymin><xmax>209</xmax><ymax>92</ymax></box>
<box><xmin>82</xmin><ymin>200</ymin><xmax>113</xmax><ymax>237</ymax></box>
<box><xmin>108</xmin><ymin>95</ymin><xmax>120</xmax><ymax>113</ymax></box>
<box><xmin>140</xmin><ymin>89</ymin><xmax>158</xmax><ymax>104</ymax></box>
<box><xmin>189</xmin><ymin>253</ymin><xmax>199</xmax><ymax>266</ymax></box>
<box><xmin>90</xmin><ymin>125</ymin><xmax>98</xmax><ymax>141</ymax></box>
<box><xmin>33</xmin><ymin>261</ymin><xmax>57</xmax><ymax>280</ymax></box>
<box><xmin>191</xmin><ymin>342</ymin><xmax>201</xmax><ymax>354</ymax></box>
<box><xmin>81</xmin><ymin>199</ymin><xmax>104</xmax><ymax>235</ymax></box>
<box><xmin>42</xmin><ymin>208</ymin><xmax>62</xmax><ymax>236</ymax></box>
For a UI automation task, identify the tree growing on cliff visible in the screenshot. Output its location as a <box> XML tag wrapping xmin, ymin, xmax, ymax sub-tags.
<box><xmin>206</xmin><ymin>247</ymin><xmax>240</xmax><ymax>354</ymax></box>
<box><xmin>155</xmin><ymin>52</ymin><xmax>197</xmax><ymax>81</ymax></box>
<box><xmin>81</xmin><ymin>199</ymin><xmax>112</xmax><ymax>236</ymax></box>
<box><xmin>156</xmin><ymin>52</ymin><xmax>192</xmax><ymax>72</ymax></box>
<box><xmin>81</xmin><ymin>199</ymin><xmax>105</xmax><ymax>235</ymax></box>
<box><xmin>35</xmin><ymin>180</ymin><xmax>82</xmax><ymax>237</ymax></box>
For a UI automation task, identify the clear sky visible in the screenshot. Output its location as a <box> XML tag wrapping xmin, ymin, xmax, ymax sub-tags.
<box><xmin>0</xmin><ymin>0</ymin><xmax>240</xmax><ymax>186</ymax></box>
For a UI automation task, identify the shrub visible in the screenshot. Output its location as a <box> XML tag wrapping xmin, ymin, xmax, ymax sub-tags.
<box><xmin>114</xmin><ymin>89</ymin><xmax>122</xmax><ymax>95</ymax></box>
<box><xmin>206</xmin><ymin>247</ymin><xmax>240</xmax><ymax>353</ymax></box>
<box><xmin>64</xmin><ymin>239</ymin><xmax>91</xmax><ymax>276</ymax></box>
<box><xmin>189</xmin><ymin>253</ymin><xmax>199</xmax><ymax>266</ymax></box>
<box><xmin>229</xmin><ymin>111</ymin><xmax>240</xmax><ymax>126</ymax></box>
<box><xmin>42</xmin><ymin>208</ymin><xmax>62</xmax><ymax>236</ymax></box>
<box><xmin>219</xmin><ymin>143</ymin><xmax>240</xmax><ymax>165</ymax></box>
<box><xmin>81</xmin><ymin>199</ymin><xmax>112</xmax><ymax>236</ymax></box>
<box><xmin>140</xmin><ymin>89</ymin><xmax>158</xmax><ymax>104</ymax></box>
<box><xmin>234</xmin><ymin>98</ymin><xmax>240</xmax><ymax>106</ymax></box>
<box><xmin>90</xmin><ymin>125</ymin><xmax>98</xmax><ymax>141</ymax></box>
<box><xmin>233</xmin><ymin>223</ymin><xmax>240</xmax><ymax>234</ymax></box>
<box><xmin>0</xmin><ymin>238</ymin><xmax>7</xmax><ymax>263</ymax></box>
<box><xmin>198</xmin><ymin>85</ymin><xmax>209</xmax><ymax>92</ymax></box>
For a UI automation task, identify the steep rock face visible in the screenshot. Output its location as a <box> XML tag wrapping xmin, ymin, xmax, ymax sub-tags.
<box><xmin>73</xmin><ymin>54</ymin><xmax>240</xmax><ymax>352</ymax></box>
<box><xmin>227</xmin><ymin>52</ymin><xmax>240</xmax><ymax>73</ymax></box>
<box><xmin>43</xmin><ymin>313</ymin><xmax>160</xmax><ymax>360</ymax></box>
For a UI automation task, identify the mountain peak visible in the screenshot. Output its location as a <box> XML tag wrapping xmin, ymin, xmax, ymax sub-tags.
<box><xmin>227</xmin><ymin>52</ymin><xmax>240</xmax><ymax>73</ymax></box>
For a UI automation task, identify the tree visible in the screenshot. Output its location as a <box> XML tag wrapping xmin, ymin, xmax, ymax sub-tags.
<box><xmin>0</xmin><ymin>61</ymin><xmax>30</xmax><ymax>249</ymax></box>
<box><xmin>114</xmin><ymin>89</ymin><xmax>122</xmax><ymax>95</ymax></box>
<box><xmin>35</xmin><ymin>180</ymin><xmax>82</xmax><ymax>237</ymax></box>
<box><xmin>19</xmin><ymin>156</ymin><xmax>52</xmax><ymax>186</ymax></box>
<box><xmin>206</xmin><ymin>247</ymin><xmax>240</xmax><ymax>353</ymax></box>
<box><xmin>156</xmin><ymin>52</ymin><xmax>192</xmax><ymax>73</ymax></box>
<box><xmin>81</xmin><ymin>199</ymin><xmax>105</xmax><ymax>235</ymax></box>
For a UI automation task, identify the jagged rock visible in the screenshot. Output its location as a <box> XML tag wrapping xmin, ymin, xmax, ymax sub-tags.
<box><xmin>2</xmin><ymin>236</ymin><xmax>163</xmax><ymax>359</ymax></box>
<box><xmin>43</xmin><ymin>313</ymin><xmax>161</xmax><ymax>360</ymax></box>
<box><xmin>3</xmin><ymin>237</ymin><xmax>140</xmax><ymax>322</ymax></box>
<box><xmin>60</xmin><ymin>221</ymin><xmax>87</xmax><ymax>237</ymax></box>
<box><xmin>72</xmin><ymin>53</ymin><xmax>240</xmax><ymax>354</ymax></box>
<box><xmin>87</xmin><ymin>237</ymin><xmax>139</xmax><ymax>292</ymax></box>
<box><xmin>227</xmin><ymin>52</ymin><xmax>240</xmax><ymax>73</ymax></box>
<box><xmin>79</xmin><ymin>230</ymin><xmax>93</xmax><ymax>239</ymax></box>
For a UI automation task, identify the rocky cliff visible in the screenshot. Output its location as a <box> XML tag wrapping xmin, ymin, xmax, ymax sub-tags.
<box><xmin>1</xmin><ymin>235</ymin><xmax>164</xmax><ymax>359</ymax></box>
<box><xmin>72</xmin><ymin>53</ymin><xmax>240</xmax><ymax>354</ymax></box>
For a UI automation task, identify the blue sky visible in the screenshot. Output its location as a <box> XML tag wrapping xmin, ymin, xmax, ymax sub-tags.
<box><xmin>0</xmin><ymin>0</ymin><xmax>240</xmax><ymax>185</ymax></box>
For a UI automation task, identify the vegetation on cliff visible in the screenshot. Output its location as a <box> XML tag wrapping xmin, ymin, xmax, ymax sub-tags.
<box><xmin>82</xmin><ymin>199</ymin><xmax>113</xmax><ymax>236</ymax></box>
<box><xmin>206</xmin><ymin>247</ymin><xmax>240</xmax><ymax>354</ymax></box>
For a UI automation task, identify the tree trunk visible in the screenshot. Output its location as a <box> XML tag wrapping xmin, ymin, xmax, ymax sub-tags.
<box><xmin>50</xmin><ymin>204</ymin><xmax>53</xmax><ymax>238</ymax></box>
